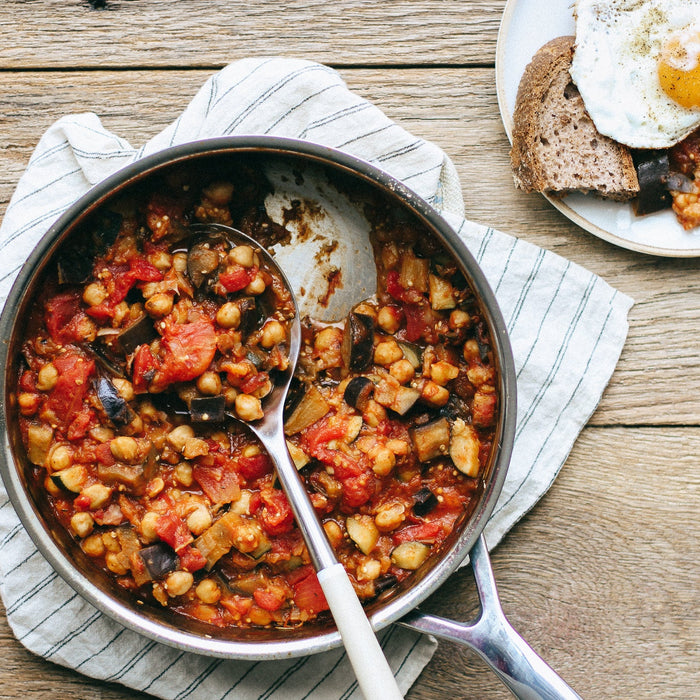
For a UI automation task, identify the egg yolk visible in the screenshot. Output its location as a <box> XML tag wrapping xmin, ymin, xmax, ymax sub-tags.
<box><xmin>658</xmin><ymin>31</ymin><xmax>700</xmax><ymax>109</ymax></box>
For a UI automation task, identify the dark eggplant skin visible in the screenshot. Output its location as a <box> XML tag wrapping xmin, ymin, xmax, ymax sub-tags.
<box><xmin>117</xmin><ymin>314</ymin><xmax>158</xmax><ymax>354</ymax></box>
<box><xmin>373</xmin><ymin>574</ymin><xmax>399</xmax><ymax>596</ymax></box>
<box><xmin>136</xmin><ymin>543</ymin><xmax>179</xmax><ymax>580</ymax></box>
<box><xmin>95</xmin><ymin>375</ymin><xmax>134</xmax><ymax>426</ymax></box>
<box><xmin>238</xmin><ymin>296</ymin><xmax>264</xmax><ymax>337</ymax></box>
<box><xmin>187</xmin><ymin>240</ymin><xmax>221</xmax><ymax>289</ymax></box>
<box><xmin>189</xmin><ymin>395</ymin><xmax>226</xmax><ymax>422</ymax></box>
<box><xmin>341</xmin><ymin>311</ymin><xmax>375</xmax><ymax>372</ymax></box>
<box><xmin>413</xmin><ymin>487</ymin><xmax>438</xmax><ymax>517</ymax></box>
<box><xmin>633</xmin><ymin>150</ymin><xmax>672</xmax><ymax>216</ymax></box>
<box><xmin>343</xmin><ymin>376</ymin><xmax>374</xmax><ymax>410</ymax></box>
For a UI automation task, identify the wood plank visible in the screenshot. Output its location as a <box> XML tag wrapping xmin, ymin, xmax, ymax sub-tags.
<box><xmin>2</xmin><ymin>68</ymin><xmax>700</xmax><ymax>426</ymax></box>
<box><xmin>0</xmin><ymin>426</ymin><xmax>695</xmax><ymax>698</ymax></box>
<box><xmin>0</xmin><ymin>0</ymin><xmax>504</xmax><ymax>69</ymax></box>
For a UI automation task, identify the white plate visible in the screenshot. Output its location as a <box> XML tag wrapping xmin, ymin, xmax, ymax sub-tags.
<box><xmin>495</xmin><ymin>0</ymin><xmax>700</xmax><ymax>257</ymax></box>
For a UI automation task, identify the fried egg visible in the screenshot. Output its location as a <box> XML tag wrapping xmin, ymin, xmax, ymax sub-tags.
<box><xmin>570</xmin><ymin>0</ymin><xmax>700</xmax><ymax>149</ymax></box>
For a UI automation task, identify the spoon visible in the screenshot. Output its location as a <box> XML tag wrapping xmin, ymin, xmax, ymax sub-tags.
<box><xmin>195</xmin><ymin>223</ymin><xmax>403</xmax><ymax>700</ymax></box>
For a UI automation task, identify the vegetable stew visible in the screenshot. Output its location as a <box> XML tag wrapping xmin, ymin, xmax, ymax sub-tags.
<box><xmin>16</xmin><ymin>165</ymin><xmax>498</xmax><ymax>629</ymax></box>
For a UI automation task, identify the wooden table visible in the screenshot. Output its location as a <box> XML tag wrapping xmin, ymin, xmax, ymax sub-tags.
<box><xmin>1</xmin><ymin>1</ymin><xmax>698</xmax><ymax>698</ymax></box>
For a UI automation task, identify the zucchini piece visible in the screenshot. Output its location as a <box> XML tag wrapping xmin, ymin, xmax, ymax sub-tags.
<box><xmin>26</xmin><ymin>424</ymin><xmax>54</xmax><ymax>466</ymax></box>
<box><xmin>341</xmin><ymin>311</ymin><xmax>375</xmax><ymax>372</ymax></box>
<box><xmin>286</xmin><ymin>440</ymin><xmax>310</xmax><ymax>470</ymax></box>
<box><xmin>345</xmin><ymin>515</ymin><xmax>379</xmax><ymax>555</ymax></box>
<box><xmin>397</xmin><ymin>341</ymin><xmax>422</xmax><ymax>369</ymax></box>
<box><xmin>51</xmin><ymin>465</ymin><xmax>88</xmax><ymax>493</ymax></box>
<box><xmin>284</xmin><ymin>384</ymin><xmax>330</xmax><ymax>435</ymax></box>
<box><xmin>343</xmin><ymin>376</ymin><xmax>374</xmax><ymax>411</ymax></box>
<box><xmin>411</xmin><ymin>417</ymin><xmax>450</xmax><ymax>462</ymax></box>
<box><xmin>428</xmin><ymin>274</ymin><xmax>456</xmax><ymax>310</ymax></box>
<box><xmin>194</xmin><ymin>511</ymin><xmax>270</xmax><ymax>570</ymax></box>
<box><xmin>449</xmin><ymin>418</ymin><xmax>480</xmax><ymax>477</ymax></box>
<box><xmin>391</xmin><ymin>542</ymin><xmax>430</xmax><ymax>570</ymax></box>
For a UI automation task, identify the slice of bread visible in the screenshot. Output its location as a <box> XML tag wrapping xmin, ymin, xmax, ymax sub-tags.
<box><xmin>510</xmin><ymin>36</ymin><xmax>639</xmax><ymax>201</ymax></box>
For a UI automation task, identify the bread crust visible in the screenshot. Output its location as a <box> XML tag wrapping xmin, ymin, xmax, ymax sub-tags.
<box><xmin>510</xmin><ymin>36</ymin><xmax>639</xmax><ymax>201</ymax></box>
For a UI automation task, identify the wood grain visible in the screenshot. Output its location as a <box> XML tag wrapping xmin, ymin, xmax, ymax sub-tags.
<box><xmin>0</xmin><ymin>0</ymin><xmax>503</xmax><ymax>69</ymax></box>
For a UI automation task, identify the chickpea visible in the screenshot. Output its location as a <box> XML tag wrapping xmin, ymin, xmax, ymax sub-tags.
<box><xmin>430</xmin><ymin>360</ymin><xmax>459</xmax><ymax>386</ymax></box>
<box><xmin>82</xmin><ymin>282</ymin><xmax>108</xmax><ymax>307</ymax></box>
<box><xmin>323</xmin><ymin>520</ymin><xmax>344</xmax><ymax>548</ymax></box>
<box><xmin>362</xmin><ymin>399</ymin><xmax>387</xmax><ymax>428</ymax></box>
<box><xmin>420</xmin><ymin>380</ymin><xmax>450</xmax><ymax>407</ymax></box>
<box><xmin>228</xmin><ymin>244</ymin><xmax>255</xmax><ymax>268</ymax></box>
<box><xmin>172</xmin><ymin>251</ymin><xmax>188</xmax><ymax>273</ymax></box>
<box><xmin>463</xmin><ymin>338</ymin><xmax>480</xmax><ymax>362</ymax></box>
<box><xmin>101</xmin><ymin>531</ymin><xmax>121</xmax><ymax>553</ymax></box>
<box><xmin>186</xmin><ymin>505</ymin><xmax>212</xmax><ymax>535</ymax></box>
<box><xmin>18</xmin><ymin>393</ymin><xmax>40</xmax><ymax>416</ymax></box>
<box><xmin>183</xmin><ymin>437</ymin><xmax>209</xmax><ymax>459</ymax></box>
<box><xmin>223</xmin><ymin>386</ymin><xmax>239</xmax><ymax>406</ymax></box>
<box><xmin>244</xmin><ymin>272</ymin><xmax>266</xmax><ymax>296</ymax></box>
<box><xmin>145</xmin><ymin>292</ymin><xmax>174</xmax><ymax>318</ymax></box>
<box><xmin>467</xmin><ymin>364</ymin><xmax>495</xmax><ymax>387</ymax></box>
<box><xmin>449</xmin><ymin>309</ymin><xmax>470</xmax><ymax>329</ymax></box>
<box><xmin>146</xmin><ymin>477</ymin><xmax>165</xmax><ymax>498</ymax></box>
<box><xmin>260</xmin><ymin>319</ymin><xmax>286</xmax><ymax>348</ymax></box>
<box><xmin>165</xmin><ymin>570</ymin><xmax>194</xmax><ymax>597</ymax></box>
<box><xmin>195</xmin><ymin>578</ymin><xmax>221</xmax><ymax>605</ymax></box>
<box><xmin>112</xmin><ymin>300</ymin><xmax>130</xmax><ymax>326</ymax></box>
<box><xmin>241</xmin><ymin>444</ymin><xmax>261</xmax><ymax>458</ymax></box>
<box><xmin>375</xmin><ymin>503</ymin><xmax>406</xmax><ymax>531</ymax></box>
<box><xmin>196</xmin><ymin>371</ymin><xmax>222</xmax><ymax>396</ymax></box>
<box><xmin>81</xmin><ymin>484</ymin><xmax>112</xmax><ymax>510</ymax></box>
<box><xmin>48</xmin><ymin>444</ymin><xmax>73</xmax><ymax>472</ymax></box>
<box><xmin>173</xmin><ymin>461</ymin><xmax>193</xmax><ymax>487</ymax></box>
<box><xmin>389</xmin><ymin>358</ymin><xmax>415</xmax><ymax>384</ymax></box>
<box><xmin>112</xmin><ymin>377</ymin><xmax>135</xmax><ymax>402</ymax></box>
<box><xmin>377</xmin><ymin>306</ymin><xmax>401</xmax><ymax>334</ymax></box>
<box><xmin>140</xmin><ymin>511</ymin><xmax>160</xmax><ymax>542</ymax></box>
<box><xmin>105</xmin><ymin>552</ymin><xmax>129</xmax><ymax>576</ymax></box>
<box><xmin>369</xmin><ymin>445</ymin><xmax>396</xmax><ymax>477</ymax></box>
<box><xmin>110</xmin><ymin>435</ymin><xmax>140</xmax><ymax>463</ymax></box>
<box><xmin>374</xmin><ymin>340</ymin><xmax>404</xmax><ymax>366</ymax></box>
<box><xmin>203</xmin><ymin>180</ymin><xmax>234</xmax><ymax>206</ymax></box>
<box><xmin>82</xmin><ymin>533</ymin><xmax>105</xmax><ymax>557</ymax></box>
<box><xmin>356</xmin><ymin>558</ymin><xmax>382</xmax><ymax>582</ymax></box>
<box><xmin>70</xmin><ymin>512</ymin><xmax>95</xmax><ymax>538</ymax></box>
<box><xmin>149</xmin><ymin>250</ymin><xmax>172</xmax><ymax>271</ymax></box>
<box><xmin>36</xmin><ymin>362</ymin><xmax>58</xmax><ymax>392</ymax></box>
<box><xmin>167</xmin><ymin>424</ymin><xmax>195</xmax><ymax>452</ymax></box>
<box><xmin>216</xmin><ymin>301</ymin><xmax>241</xmax><ymax>329</ymax></box>
<box><xmin>235</xmin><ymin>393</ymin><xmax>264</xmax><ymax>421</ymax></box>
<box><xmin>386</xmin><ymin>438</ymin><xmax>410</xmax><ymax>455</ymax></box>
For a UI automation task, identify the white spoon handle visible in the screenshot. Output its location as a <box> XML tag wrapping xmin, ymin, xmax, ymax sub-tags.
<box><xmin>318</xmin><ymin>563</ymin><xmax>403</xmax><ymax>700</ymax></box>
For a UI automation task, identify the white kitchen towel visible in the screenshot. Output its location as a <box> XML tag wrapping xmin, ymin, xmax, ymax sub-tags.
<box><xmin>0</xmin><ymin>58</ymin><xmax>633</xmax><ymax>699</ymax></box>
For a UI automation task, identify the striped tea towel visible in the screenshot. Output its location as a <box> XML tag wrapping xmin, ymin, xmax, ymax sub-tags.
<box><xmin>0</xmin><ymin>58</ymin><xmax>633</xmax><ymax>699</ymax></box>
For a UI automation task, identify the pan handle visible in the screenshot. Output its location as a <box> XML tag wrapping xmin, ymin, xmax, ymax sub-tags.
<box><xmin>397</xmin><ymin>535</ymin><xmax>582</xmax><ymax>700</ymax></box>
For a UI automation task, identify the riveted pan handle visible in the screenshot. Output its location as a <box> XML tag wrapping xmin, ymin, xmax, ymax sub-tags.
<box><xmin>398</xmin><ymin>535</ymin><xmax>582</xmax><ymax>700</ymax></box>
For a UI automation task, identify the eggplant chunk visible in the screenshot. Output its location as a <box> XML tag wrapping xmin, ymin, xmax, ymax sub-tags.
<box><xmin>413</xmin><ymin>487</ymin><xmax>438</xmax><ymax>517</ymax></box>
<box><xmin>190</xmin><ymin>395</ymin><xmax>226</xmax><ymax>422</ymax></box>
<box><xmin>284</xmin><ymin>384</ymin><xmax>330</xmax><ymax>435</ymax></box>
<box><xmin>633</xmin><ymin>150</ymin><xmax>672</xmax><ymax>216</ymax></box>
<box><xmin>135</xmin><ymin>543</ymin><xmax>179</xmax><ymax>580</ymax></box>
<box><xmin>341</xmin><ymin>311</ymin><xmax>375</xmax><ymax>372</ymax></box>
<box><xmin>450</xmin><ymin>418</ymin><xmax>480</xmax><ymax>477</ymax></box>
<box><xmin>411</xmin><ymin>417</ymin><xmax>450</xmax><ymax>462</ymax></box>
<box><xmin>238</xmin><ymin>296</ymin><xmax>264</xmax><ymax>336</ymax></box>
<box><xmin>118</xmin><ymin>315</ymin><xmax>158</xmax><ymax>354</ymax></box>
<box><xmin>343</xmin><ymin>376</ymin><xmax>374</xmax><ymax>411</ymax></box>
<box><xmin>187</xmin><ymin>240</ymin><xmax>221</xmax><ymax>289</ymax></box>
<box><xmin>95</xmin><ymin>375</ymin><xmax>135</xmax><ymax>426</ymax></box>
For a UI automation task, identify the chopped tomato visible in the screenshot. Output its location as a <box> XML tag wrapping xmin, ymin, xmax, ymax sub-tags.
<box><xmin>219</xmin><ymin>265</ymin><xmax>256</xmax><ymax>293</ymax></box>
<box><xmin>157</xmin><ymin>319</ymin><xmax>217</xmax><ymax>385</ymax></box>
<box><xmin>385</xmin><ymin>270</ymin><xmax>423</xmax><ymax>305</ymax></box>
<box><xmin>240</xmin><ymin>371</ymin><xmax>269</xmax><ymax>395</ymax></box>
<box><xmin>220</xmin><ymin>594</ymin><xmax>254</xmax><ymax>618</ymax></box>
<box><xmin>66</xmin><ymin>407</ymin><xmax>95</xmax><ymax>441</ymax></box>
<box><xmin>193</xmin><ymin>461</ymin><xmax>241</xmax><ymax>505</ymax></box>
<box><xmin>156</xmin><ymin>513</ymin><xmax>193</xmax><ymax>553</ymax></box>
<box><xmin>179</xmin><ymin>545</ymin><xmax>207</xmax><ymax>572</ymax></box>
<box><xmin>291</xmin><ymin>568</ymin><xmax>329</xmax><ymax>615</ymax></box>
<box><xmin>44</xmin><ymin>290</ymin><xmax>91</xmax><ymax>344</ymax></box>
<box><xmin>253</xmin><ymin>583</ymin><xmax>288</xmax><ymax>611</ymax></box>
<box><xmin>109</xmin><ymin>258</ymin><xmax>163</xmax><ymax>304</ymax></box>
<box><xmin>341</xmin><ymin>472</ymin><xmax>375</xmax><ymax>508</ymax></box>
<box><xmin>403</xmin><ymin>302</ymin><xmax>436</xmax><ymax>343</ymax></box>
<box><xmin>132</xmin><ymin>344</ymin><xmax>158</xmax><ymax>393</ymax></box>
<box><xmin>45</xmin><ymin>353</ymin><xmax>95</xmax><ymax>430</ymax></box>
<box><xmin>258</xmin><ymin>488</ymin><xmax>294</xmax><ymax>536</ymax></box>
<box><xmin>237</xmin><ymin>453</ymin><xmax>273</xmax><ymax>481</ymax></box>
<box><xmin>392</xmin><ymin>520</ymin><xmax>442</xmax><ymax>545</ymax></box>
<box><xmin>301</xmin><ymin>417</ymin><xmax>367</xmax><ymax>479</ymax></box>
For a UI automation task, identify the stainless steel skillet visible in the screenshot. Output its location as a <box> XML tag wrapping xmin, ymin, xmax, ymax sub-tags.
<box><xmin>0</xmin><ymin>136</ymin><xmax>580</xmax><ymax>699</ymax></box>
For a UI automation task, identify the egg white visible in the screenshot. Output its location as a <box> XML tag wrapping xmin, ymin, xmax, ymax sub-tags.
<box><xmin>570</xmin><ymin>0</ymin><xmax>700</xmax><ymax>149</ymax></box>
